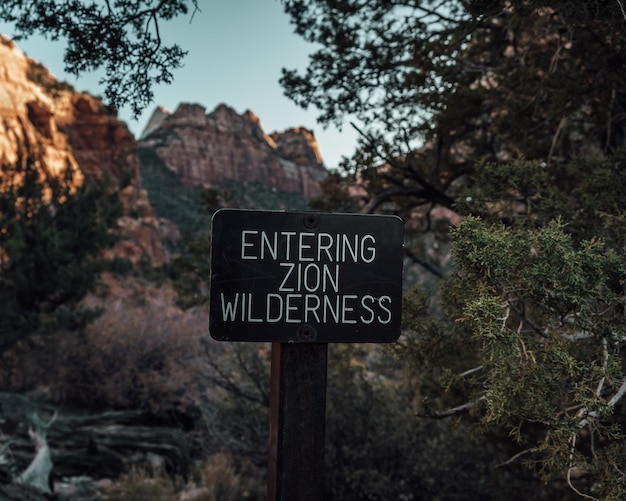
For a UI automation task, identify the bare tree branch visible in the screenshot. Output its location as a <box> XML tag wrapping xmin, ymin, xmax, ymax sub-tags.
<box><xmin>417</xmin><ymin>395</ymin><xmax>487</xmax><ymax>419</ymax></box>
<box><xmin>349</xmin><ymin>121</ymin><xmax>456</xmax><ymax>212</ymax></box>
<box><xmin>496</xmin><ymin>448</ymin><xmax>535</xmax><ymax>468</ymax></box>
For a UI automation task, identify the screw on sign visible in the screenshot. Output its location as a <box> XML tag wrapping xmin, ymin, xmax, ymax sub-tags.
<box><xmin>209</xmin><ymin>209</ymin><xmax>404</xmax><ymax>343</ymax></box>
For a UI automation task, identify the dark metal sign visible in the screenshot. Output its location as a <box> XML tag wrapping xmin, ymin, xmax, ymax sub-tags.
<box><xmin>209</xmin><ymin>209</ymin><xmax>404</xmax><ymax>343</ymax></box>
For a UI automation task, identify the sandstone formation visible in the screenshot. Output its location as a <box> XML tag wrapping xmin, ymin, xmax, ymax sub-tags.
<box><xmin>0</xmin><ymin>37</ymin><xmax>78</xmax><ymax>178</ymax></box>
<box><xmin>0</xmin><ymin>35</ymin><xmax>165</xmax><ymax>266</ymax></box>
<box><xmin>138</xmin><ymin>103</ymin><xmax>328</xmax><ymax>199</ymax></box>
<box><xmin>270</xmin><ymin>127</ymin><xmax>324</xmax><ymax>167</ymax></box>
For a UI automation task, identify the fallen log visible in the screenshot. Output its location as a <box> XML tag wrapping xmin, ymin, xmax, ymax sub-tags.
<box><xmin>0</xmin><ymin>393</ymin><xmax>190</xmax><ymax>489</ymax></box>
<box><xmin>0</xmin><ymin>481</ymin><xmax>55</xmax><ymax>500</ymax></box>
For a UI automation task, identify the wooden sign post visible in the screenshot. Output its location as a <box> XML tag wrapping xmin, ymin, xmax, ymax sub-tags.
<box><xmin>268</xmin><ymin>342</ymin><xmax>327</xmax><ymax>500</ymax></box>
<box><xmin>209</xmin><ymin>209</ymin><xmax>404</xmax><ymax>500</ymax></box>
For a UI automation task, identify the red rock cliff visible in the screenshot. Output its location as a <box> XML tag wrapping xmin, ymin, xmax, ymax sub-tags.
<box><xmin>0</xmin><ymin>35</ymin><xmax>165</xmax><ymax>266</ymax></box>
<box><xmin>138</xmin><ymin>103</ymin><xmax>327</xmax><ymax>199</ymax></box>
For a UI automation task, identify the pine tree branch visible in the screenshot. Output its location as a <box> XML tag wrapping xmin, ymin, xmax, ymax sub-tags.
<box><xmin>616</xmin><ymin>0</ymin><xmax>626</xmax><ymax>21</ymax></box>
<box><xmin>349</xmin><ymin>121</ymin><xmax>456</xmax><ymax>211</ymax></box>
<box><xmin>567</xmin><ymin>434</ymin><xmax>598</xmax><ymax>500</ymax></box>
<box><xmin>459</xmin><ymin>365</ymin><xmax>484</xmax><ymax>378</ymax></box>
<box><xmin>578</xmin><ymin>377</ymin><xmax>626</xmax><ymax>429</ymax></box>
<box><xmin>417</xmin><ymin>395</ymin><xmax>486</xmax><ymax>419</ymax></box>
<box><xmin>496</xmin><ymin>448</ymin><xmax>535</xmax><ymax>468</ymax></box>
<box><xmin>607</xmin><ymin>378</ymin><xmax>626</xmax><ymax>408</ymax></box>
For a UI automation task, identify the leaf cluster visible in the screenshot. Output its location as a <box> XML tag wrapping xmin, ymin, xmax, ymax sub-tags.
<box><xmin>1</xmin><ymin>0</ymin><xmax>199</xmax><ymax>116</ymax></box>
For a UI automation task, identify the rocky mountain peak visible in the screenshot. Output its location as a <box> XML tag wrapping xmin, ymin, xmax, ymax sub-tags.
<box><xmin>138</xmin><ymin>102</ymin><xmax>327</xmax><ymax>199</ymax></box>
<box><xmin>140</xmin><ymin>105</ymin><xmax>170</xmax><ymax>139</ymax></box>
<box><xmin>271</xmin><ymin>127</ymin><xmax>324</xmax><ymax>167</ymax></box>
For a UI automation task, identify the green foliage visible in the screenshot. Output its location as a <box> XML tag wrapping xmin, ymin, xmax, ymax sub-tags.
<box><xmin>458</xmin><ymin>151</ymin><xmax>626</xmax><ymax>243</ymax></box>
<box><xmin>139</xmin><ymin>146</ymin><xmax>311</xmax><ymax>240</ymax></box>
<box><xmin>218</xmin><ymin>179</ymin><xmax>311</xmax><ymax>212</ymax></box>
<box><xmin>1</xmin><ymin>0</ymin><xmax>199</xmax><ymax>116</ymax></box>
<box><xmin>0</xmin><ymin>156</ymin><xmax>121</xmax><ymax>354</ymax></box>
<box><xmin>172</xmin><ymin>232</ymin><xmax>211</xmax><ymax>310</ymax></box>
<box><xmin>406</xmin><ymin>155</ymin><xmax>626</xmax><ymax>499</ymax></box>
<box><xmin>198</xmin><ymin>338</ymin><xmax>537</xmax><ymax>500</ymax></box>
<box><xmin>199</xmin><ymin>186</ymin><xmax>234</xmax><ymax>215</ymax></box>
<box><xmin>138</xmin><ymin>149</ymin><xmax>211</xmax><ymax>236</ymax></box>
<box><xmin>324</xmin><ymin>344</ymin><xmax>547</xmax><ymax>500</ymax></box>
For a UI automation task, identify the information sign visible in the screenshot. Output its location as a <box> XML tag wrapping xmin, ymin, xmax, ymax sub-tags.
<box><xmin>209</xmin><ymin>209</ymin><xmax>404</xmax><ymax>343</ymax></box>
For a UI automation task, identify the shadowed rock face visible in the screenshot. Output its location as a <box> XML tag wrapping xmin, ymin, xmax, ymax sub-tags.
<box><xmin>137</xmin><ymin>103</ymin><xmax>328</xmax><ymax>199</ymax></box>
<box><xmin>0</xmin><ymin>35</ymin><xmax>165</xmax><ymax>266</ymax></box>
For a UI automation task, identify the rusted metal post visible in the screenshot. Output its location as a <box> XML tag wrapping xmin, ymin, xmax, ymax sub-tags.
<box><xmin>268</xmin><ymin>342</ymin><xmax>328</xmax><ymax>501</ymax></box>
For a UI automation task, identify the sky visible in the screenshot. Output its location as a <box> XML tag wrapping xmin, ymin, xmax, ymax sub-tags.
<box><xmin>0</xmin><ymin>1</ymin><xmax>358</xmax><ymax>168</ymax></box>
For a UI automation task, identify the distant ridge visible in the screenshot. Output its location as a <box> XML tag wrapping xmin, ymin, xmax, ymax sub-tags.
<box><xmin>137</xmin><ymin>102</ymin><xmax>327</xmax><ymax>199</ymax></box>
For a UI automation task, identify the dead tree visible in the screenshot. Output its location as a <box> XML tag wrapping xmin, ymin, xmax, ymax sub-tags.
<box><xmin>17</xmin><ymin>411</ymin><xmax>57</xmax><ymax>494</ymax></box>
